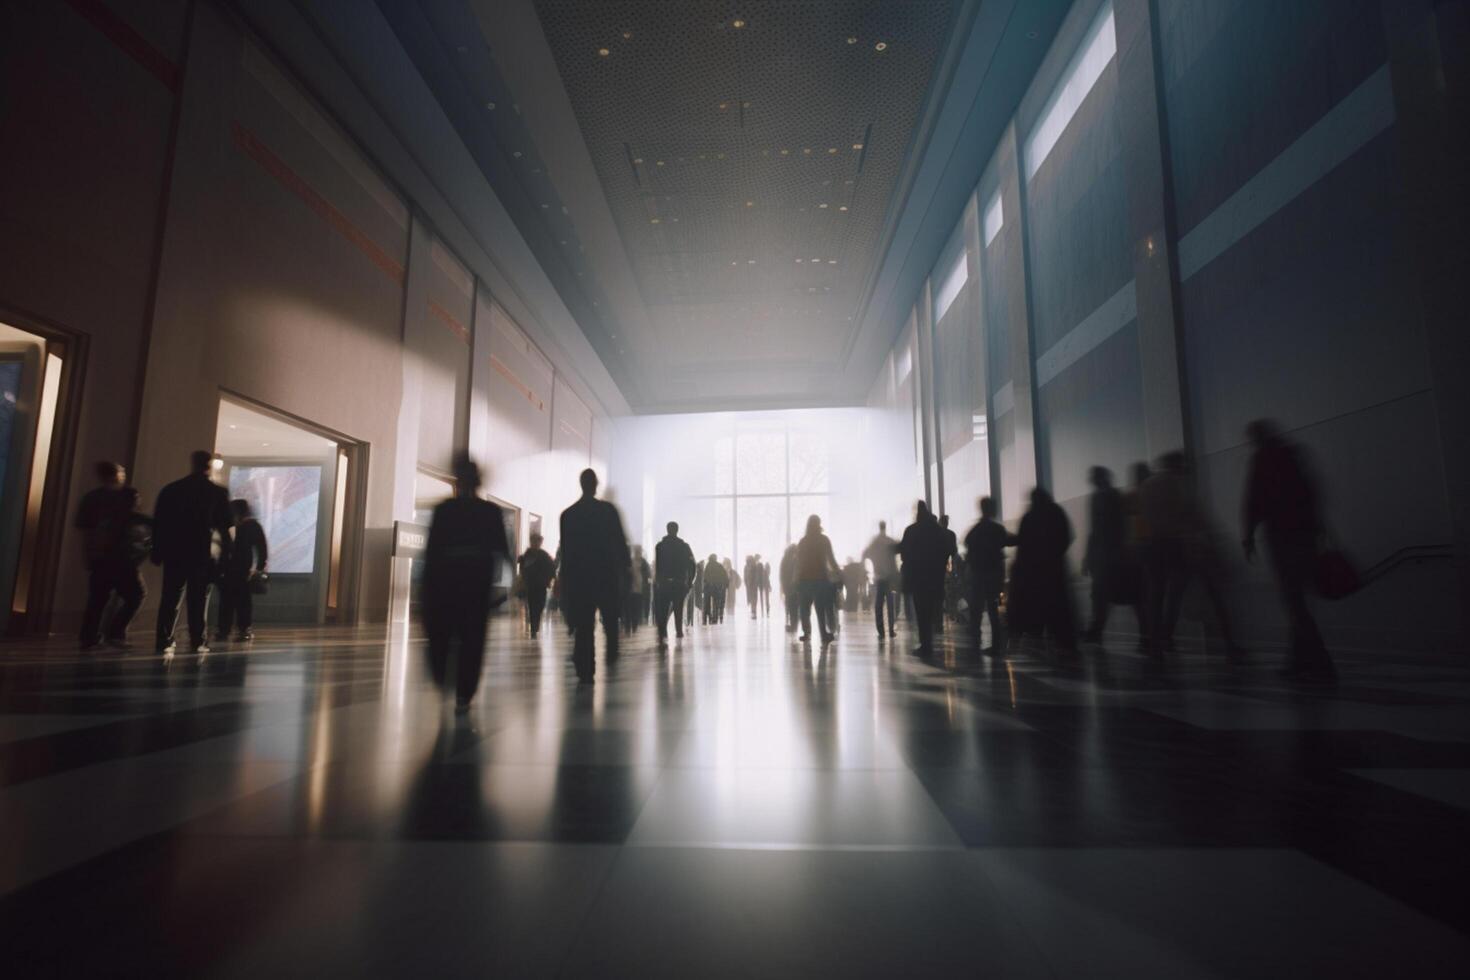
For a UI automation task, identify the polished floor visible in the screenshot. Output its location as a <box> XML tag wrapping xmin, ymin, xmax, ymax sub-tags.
<box><xmin>1</xmin><ymin>607</ymin><xmax>1469</xmax><ymax>977</ymax></box>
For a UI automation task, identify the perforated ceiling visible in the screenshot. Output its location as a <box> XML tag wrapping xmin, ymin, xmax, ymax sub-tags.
<box><xmin>533</xmin><ymin>1</ymin><xmax>958</xmax><ymax>398</ymax></box>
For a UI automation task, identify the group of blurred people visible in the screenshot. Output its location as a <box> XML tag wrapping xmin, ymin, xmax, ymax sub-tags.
<box><xmin>420</xmin><ymin>419</ymin><xmax>1339</xmax><ymax>711</ymax></box>
<box><xmin>74</xmin><ymin>451</ymin><xmax>270</xmax><ymax>655</ymax></box>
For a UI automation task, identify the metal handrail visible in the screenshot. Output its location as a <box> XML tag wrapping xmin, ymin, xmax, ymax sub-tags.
<box><xmin>1358</xmin><ymin>543</ymin><xmax>1455</xmax><ymax>588</ymax></box>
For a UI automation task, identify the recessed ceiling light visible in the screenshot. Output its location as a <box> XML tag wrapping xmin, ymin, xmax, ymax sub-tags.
<box><xmin>852</xmin><ymin>143</ymin><xmax>863</xmax><ymax>150</ymax></box>
<box><xmin>796</xmin><ymin>258</ymin><xmax>804</xmax><ymax>263</ymax></box>
<box><xmin>812</xmin><ymin>257</ymin><xmax>821</xmax><ymax>262</ymax></box>
<box><xmin>719</xmin><ymin>102</ymin><xmax>728</xmax><ymax>110</ymax></box>
<box><xmin>512</xmin><ymin>150</ymin><xmax>522</xmax><ymax>158</ymax></box>
<box><xmin>828</xmin><ymin>147</ymin><xmax>838</xmax><ymax>154</ymax></box>
<box><xmin>733</xmin><ymin>19</ymin><xmax>746</xmax><ymax>29</ymax></box>
<box><xmin>780</xmin><ymin>148</ymin><xmax>789</xmax><ymax>156</ymax></box>
<box><xmin>745</xmin><ymin>200</ymin><xmax>754</xmax><ymax>207</ymax></box>
<box><xmin>633</xmin><ymin>157</ymin><xmax>643</xmax><ymax>164</ymax></box>
<box><xmin>598</xmin><ymin>47</ymin><xmax>610</xmax><ymax>56</ymax></box>
<box><xmin>261</xmin><ymin>442</ymin><xmax>270</xmax><ymax>447</ymax></box>
<box><xmin>803</xmin><ymin>148</ymin><xmax>812</xmax><ymax>155</ymax></box>
<box><xmin>540</xmin><ymin>203</ymin><xmax>549</xmax><ymax>209</ymax></box>
<box><xmin>828</xmin><ymin>259</ymin><xmax>837</xmax><ymax>264</ymax></box>
<box><xmin>731</xmin><ymin>261</ymin><xmax>738</xmax><ymax>266</ymax></box>
<box><xmin>485</xmin><ymin>101</ymin><xmax>496</xmax><ymax>110</ymax></box>
<box><xmin>650</xmin><ymin>218</ymin><xmax>660</xmax><ymax>224</ymax></box>
<box><xmin>622</xmin><ymin>31</ymin><xmax>633</xmax><ymax>39</ymax></box>
<box><xmin>656</xmin><ymin>160</ymin><xmax>665</xmax><ymax>166</ymax></box>
<box><xmin>875</xmin><ymin>41</ymin><xmax>887</xmax><ymax>51</ymax></box>
<box><xmin>846</xmin><ymin>36</ymin><xmax>858</xmax><ymax>44</ymax></box>
<box><xmin>747</xmin><ymin>259</ymin><xmax>756</xmax><ymax>264</ymax></box>
<box><xmin>839</xmin><ymin>205</ymin><xmax>849</xmax><ymax>211</ymax></box>
<box><xmin>818</xmin><ymin>203</ymin><xmax>829</xmax><ymax>209</ymax></box>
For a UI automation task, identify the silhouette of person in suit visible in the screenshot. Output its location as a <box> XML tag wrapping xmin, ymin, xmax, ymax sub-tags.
<box><xmin>779</xmin><ymin>543</ymin><xmax>799</xmax><ymax>633</ymax></box>
<box><xmin>517</xmin><ymin>532</ymin><xmax>556</xmax><ymax>638</ymax></box>
<box><xmin>702</xmin><ymin>554</ymin><xmax>728</xmax><ymax>623</ymax></box>
<box><xmin>76</xmin><ymin>462</ymin><xmax>149</xmax><ymax>650</ymax></box>
<box><xmin>654</xmin><ymin>521</ymin><xmax>696</xmax><ymax>641</ymax></box>
<box><xmin>423</xmin><ymin>454</ymin><xmax>509</xmax><ymax>712</ymax></box>
<box><xmin>152</xmin><ymin>450</ymin><xmax>233</xmax><ymax>654</ymax></box>
<box><xmin>559</xmin><ymin>469</ymin><xmax>629</xmax><ymax>682</ymax></box>
<box><xmin>900</xmin><ymin>501</ymin><xmax>948</xmax><ymax>656</ymax></box>
<box><xmin>1243</xmin><ymin>419</ymin><xmax>1336</xmax><ymax>682</ymax></box>
<box><xmin>964</xmin><ymin>496</ymin><xmax>1015</xmax><ymax>654</ymax></box>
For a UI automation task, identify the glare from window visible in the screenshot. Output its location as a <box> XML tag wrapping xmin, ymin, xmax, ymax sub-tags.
<box><xmin>983</xmin><ymin>191</ymin><xmax>1004</xmax><ymax>246</ymax></box>
<box><xmin>1024</xmin><ymin>0</ymin><xmax>1116</xmax><ymax>181</ymax></box>
<box><xmin>934</xmin><ymin>250</ymin><xmax>968</xmax><ymax>322</ymax></box>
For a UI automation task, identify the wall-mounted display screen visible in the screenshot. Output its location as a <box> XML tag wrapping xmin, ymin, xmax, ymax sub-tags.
<box><xmin>228</xmin><ymin>465</ymin><xmax>321</xmax><ymax>573</ymax></box>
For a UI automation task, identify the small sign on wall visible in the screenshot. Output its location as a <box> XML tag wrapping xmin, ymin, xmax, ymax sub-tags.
<box><xmin>392</xmin><ymin>521</ymin><xmax>429</xmax><ymax>559</ymax></box>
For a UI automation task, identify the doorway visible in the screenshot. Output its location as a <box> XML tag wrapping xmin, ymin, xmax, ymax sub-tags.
<box><xmin>0</xmin><ymin>318</ymin><xmax>76</xmax><ymax>634</ymax></box>
<box><xmin>214</xmin><ymin>397</ymin><xmax>364</xmax><ymax>625</ymax></box>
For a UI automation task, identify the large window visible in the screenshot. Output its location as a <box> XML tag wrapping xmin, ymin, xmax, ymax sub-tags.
<box><xmin>692</xmin><ymin>422</ymin><xmax>831</xmax><ymax>565</ymax></box>
<box><xmin>1024</xmin><ymin>0</ymin><xmax>1117</xmax><ymax>181</ymax></box>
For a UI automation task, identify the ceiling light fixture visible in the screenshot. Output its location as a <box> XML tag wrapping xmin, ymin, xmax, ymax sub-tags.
<box><xmin>839</xmin><ymin>205</ymin><xmax>849</xmax><ymax>211</ymax></box>
<box><xmin>852</xmin><ymin>143</ymin><xmax>863</xmax><ymax>150</ymax></box>
<box><xmin>846</xmin><ymin>36</ymin><xmax>857</xmax><ymax>44</ymax></box>
<box><xmin>622</xmin><ymin>31</ymin><xmax>633</xmax><ymax>39</ymax></box>
<box><xmin>818</xmin><ymin>203</ymin><xmax>829</xmax><ymax>209</ymax></box>
<box><xmin>745</xmin><ymin>200</ymin><xmax>754</xmax><ymax>207</ymax></box>
<box><xmin>733</xmin><ymin>18</ymin><xmax>746</xmax><ymax>29</ymax></box>
<box><xmin>875</xmin><ymin>41</ymin><xmax>887</xmax><ymax>51</ymax></box>
<box><xmin>633</xmin><ymin>157</ymin><xmax>643</xmax><ymax>164</ymax></box>
<box><xmin>828</xmin><ymin>147</ymin><xmax>838</xmax><ymax>154</ymax></box>
<box><xmin>656</xmin><ymin>160</ymin><xmax>665</xmax><ymax>166</ymax></box>
<box><xmin>485</xmin><ymin>101</ymin><xmax>496</xmax><ymax>110</ymax></box>
<box><xmin>650</xmin><ymin>217</ymin><xmax>660</xmax><ymax>224</ymax></box>
<box><xmin>598</xmin><ymin>47</ymin><xmax>610</xmax><ymax>56</ymax></box>
<box><xmin>512</xmin><ymin>150</ymin><xmax>522</xmax><ymax>158</ymax></box>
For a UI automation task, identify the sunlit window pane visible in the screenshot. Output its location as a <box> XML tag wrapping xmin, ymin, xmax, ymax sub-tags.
<box><xmin>713</xmin><ymin>435</ymin><xmax>734</xmax><ymax>494</ymax></box>
<box><xmin>735</xmin><ymin>430</ymin><xmax>786</xmax><ymax>494</ymax></box>
<box><xmin>788</xmin><ymin>430</ymin><xmax>829</xmax><ymax>493</ymax></box>
<box><xmin>737</xmin><ymin>496</ymin><xmax>787</xmax><ymax>564</ymax></box>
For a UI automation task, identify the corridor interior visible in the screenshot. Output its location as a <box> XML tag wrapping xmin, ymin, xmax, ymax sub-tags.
<box><xmin>1</xmin><ymin>611</ymin><xmax>1468</xmax><ymax>976</ymax></box>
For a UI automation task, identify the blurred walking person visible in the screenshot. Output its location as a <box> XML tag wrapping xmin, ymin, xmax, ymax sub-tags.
<box><xmin>1081</xmin><ymin>467</ymin><xmax>1133</xmax><ymax>646</ymax></box>
<box><xmin>964</xmin><ymin>496</ymin><xmax>1015</xmax><ymax>654</ymax></box>
<box><xmin>900</xmin><ymin>501</ymin><xmax>949</xmax><ymax>657</ymax></box>
<box><xmin>702</xmin><ymin>553</ymin><xmax>728</xmax><ymax>624</ymax></box>
<box><xmin>152</xmin><ymin>451</ymin><xmax>234</xmax><ymax>655</ymax></box>
<box><xmin>423</xmin><ymin>454</ymin><xmax>509</xmax><ymax>712</ymax></box>
<box><xmin>864</xmin><ymin>521</ymin><xmax>900</xmax><ymax>639</ymax></box>
<box><xmin>654</xmin><ymin>521</ymin><xmax>696</xmax><ymax>642</ymax></box>
<box><xmin>780</xmin><ymin>543</ymin><xmax>799</xmax><ymax>633</ymax></box>
<box><xmin>560</xmin><ymin>469</ymin><xmax>629</xmax><ymax>682</ymax></box>
<box><xmin>216</xmin><ymin>499</ymin><xmax>268</xmax><ymax>643</ymax></box>
<box><xmin>796</xmin><ymin>515</ymin><xmax>840</xmax><ymax>644</ymax></box>
<box><xmin>1008</xmin><ymin>488</ymin><xmax>1077</xmax><ymax>653</ymax></box>
<box><xmin>1243</xmin><ymin>420</ymin><xmax>1336</xmax><ymax>682</ymax></box>
<box><xmin>76</xmin><ymin>462</ymin><xmax>141</xmax><ymax>650</ymax></box>
<box><xmin>517</xmin><ymin>532</ymin><xmax>556</xmax><ymax>638</ymax></box>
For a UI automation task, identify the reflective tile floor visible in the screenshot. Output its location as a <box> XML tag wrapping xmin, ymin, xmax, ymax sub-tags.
<box><xmin>2</xmin><ymin>612</ymin><xmax>1469</xmax><ymax>977</ymax></box>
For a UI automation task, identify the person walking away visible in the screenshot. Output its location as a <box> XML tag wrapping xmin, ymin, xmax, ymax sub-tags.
<box><xmin>75</xmin><ymin>461</ymin><xmax>130</xmax><ymax>649</ymax></box>
<box><xmin>217</xmin><ymin>499</ymin><xmax>268</xmax><ymax>643</ymax></box>
<box><xmin>689</xmin><ymin>556</ymin><xmax>704</xmax><ymax>625</ymax></box>
<box><xmin>724</xmin><ymin>558</ymin><xmax>740</xmax><ymax>617</ymax></box>
<box><xmin>841</xmin><ymin>558</ymin><xmax>866</xmax><ymax>614</ymax></box>
<box><xmin>745</xmin><ymin>554</ymin><xmax>761</xmax><ymax>619</ymax></box>
<box><xmin>863</xmin><ymin>521</ymin><xmax>900</xmax><ymax>639</ymax></box>
<box><xmin>517</xmin><ymin>532</ymin><xmax>555</xmax><ymax>638</ymax></box>
<box><xmin>796</xmin><ymin>515</ymin><xmax>840</xmax><ymax>644</ymax></box>
<box><xmin>654</xmin><ymin>522</ymin><xmax>696</xmax><ymax>641</ymax></box>
<box><xmin>760</xmin><ymin>560</ymin><xmax>772</xmax><ymax>615</ymax></box>
<box><xmin>1138</xmin><ymin>453</ymin><xmax>1242</xmax><ymax>655</ymax></box>
<box><xmin>900</xmin><ymin>501</ymin><xmax>949</xmax><ymax>657</ymax></box>
<box><xmin>1243</xmin><ymin>420</ymin><xmax>1336</xmax><ymax>682</ymax></box>
<box><xmin>1008</xmin><ymin>488</ymin><xmax>1077</xmax><ymax>653</ymax></box>
<box><xmin>1081</xmin><ymin>467</ymin><xmax>1128</xmax><ymax>645</ymax></box>
<box><xmin>152</xmin><ymin>450</ymin><xmax>234</xmax><ymax>654</ymax></box>
<box><xmin>964</xmin><ymin>496</ymin><xmax>1015</xmax><ymax>654</ymax></box>
<box><xmin>779</xmin><ymin>543</ymin><xmax>799</xmax><ymax>633</ymax></box>
<box><xmin>624</xmin><ymin>545</ymin><xmax>648</xmax><ymax>635</ymax></box>
<box><xmin>702</xmin><ymin>554</ymin><xmax>728</xmax><ymax>624</ymax></box>
<box><xmin>939</xmin><ymin>514</ymin><xmax>960</xmax><ymax>630</ymax></box>
<box><xmin>422</xmin><ymin>455</ymin><xmax>507</xmax><ymax>712</ymax></box>
<box><xmin>1123</xmin><ymin>463</ymin><xmax>1153</xmax><ymax>650</ymax></box>
<box><xmin>82</xmin><ymin>485</ymin><xmax>152</xmax><ymax>649</ymax></box>
<box><xmin>559</xmin><ymin>469</ymin><xmax>629</xmax><ymax>683</ymax></box>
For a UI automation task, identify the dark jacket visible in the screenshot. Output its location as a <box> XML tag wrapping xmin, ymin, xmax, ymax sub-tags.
<box><xmin>1244</xmin><ymin>441</ymin><xmax>1319</xmax><ymax>542</ymax></box>
<box><xmin>779</xmin><ymin>545</ymin><xmax>797</xmax><ymax>592</ymax></box>
<box><xmin>899</xmin><ymin>515</ymin><xmax>948</xmax><ymax>594</ymax></box>
<box><xmin>1008</xmin><ymin>496</ymin><xmax>1074</xmax><ymax>630</ymax></box>
<box><xmin>1084</xmin><ymin>485</ymin><xmax>1125</xmax><ymax>577</ymax></box>
<box><xmin>964</xmin><ymin>517</ymin><xmax>1015</xmax><ymax>590</ymax></box>
<box><xmin>702</xmin><ymin>560</ymin><xmax>728</xmax><ymax>589</ymax></box>
<box><xmin>76</xmin><ymin>486</ymin><xmax>124</xmax><ymax>566</ymax></box>
<box><xmin>518</xmin><ymin>547</ymin><xmax>556</xmax><ymax>592</ymax></box>
<box><xmin>423</xmin><ymin>496</ymin><xmax>509</xmax><ymax>618</ymax></box>
<box><xmin>558</xmin><ymin>495</ymin><xmax>629</xmax><ymax>601</ymax></box>
<box><xmin>152</xmin><ymin>474</ymin><xmax>233</xmax><ymax>568</ymax></box>
<box><xmin>654</xmin><ymin>534</ymin><xmax>696</xmax><ymax>587</ymax></box>
<box><xmin>796</xmin><ymin>532</ymin><xmax>838</xmax><ymax>584</ymax></box>
<box><xmin>226</xmin><ymin>518</ymin><xmax>268</xmax><ymax>579</ymax></box>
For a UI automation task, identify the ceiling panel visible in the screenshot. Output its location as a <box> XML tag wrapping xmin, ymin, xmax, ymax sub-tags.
<box><xmin>533</xmin><ymin>0</ymin><xmax>958</xmax><ymax>400</ymax></box>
